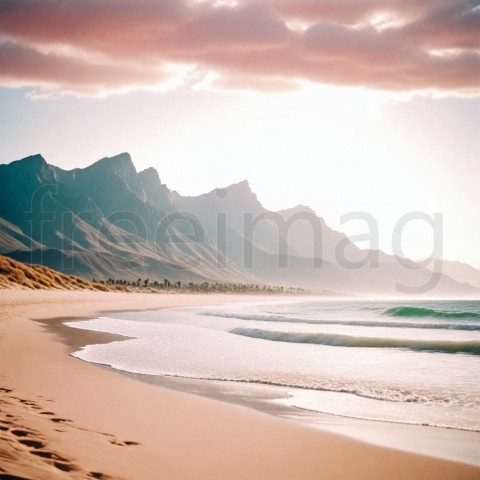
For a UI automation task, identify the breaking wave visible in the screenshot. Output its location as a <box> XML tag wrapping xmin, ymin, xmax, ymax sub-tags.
<box><xmin>201</xmin><ymin>311</ymin><xmax>480</xmax><ymax>331</ymax></box>
<box><xmin>231</xmin><ymin>327</ymin><xmax>480</xmax><ymax>355</ymax></box>
<box><xmin>384</xmin><ymin>306</ymin><xmax>480</xmax><ymax>319</ymax></box>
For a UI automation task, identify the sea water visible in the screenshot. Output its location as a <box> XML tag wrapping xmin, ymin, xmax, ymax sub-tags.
<box><xmin>65</xmin><ymin>299</ymin><xmax>480</xmax><ymax>433</ymax></box>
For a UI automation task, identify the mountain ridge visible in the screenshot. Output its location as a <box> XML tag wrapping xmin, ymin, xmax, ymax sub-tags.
<box><xmin>1</xmin><ymin>153</ymin><xmax>479</xmax><ymax>297</ymax></box>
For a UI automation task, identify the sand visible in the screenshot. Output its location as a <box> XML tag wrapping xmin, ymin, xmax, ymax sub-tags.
<box><xmin>0</xmin><ymin>290</ymin><xmax>479</xmax><ymax>480</ymax></box>
<box><xmin>0</xmin><ymin>255</ymin><xmax>121</xmax><ymax>291</ymax></box>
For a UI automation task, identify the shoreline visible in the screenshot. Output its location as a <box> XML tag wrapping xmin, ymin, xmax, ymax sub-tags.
<box><xmin>51</xmin><ymin>306</ymin><xmax>480</xmax><ymax>467</ymax></box>
<box><xmin>1</xmin><ymin>290</ymin><xmax>479</xmax><ymax>479</ymax></box>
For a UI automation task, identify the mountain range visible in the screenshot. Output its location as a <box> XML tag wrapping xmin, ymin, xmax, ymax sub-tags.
<box><xmin>1</xmin><ymin>153</ymin><xmax>479</xmax><ymax>296</ymax></box>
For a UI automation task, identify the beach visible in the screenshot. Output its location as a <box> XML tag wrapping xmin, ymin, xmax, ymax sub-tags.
<box><xmin>1</xmin><ymin>290</ymin><xmax>479</xmax><ymax>480</ymax></box>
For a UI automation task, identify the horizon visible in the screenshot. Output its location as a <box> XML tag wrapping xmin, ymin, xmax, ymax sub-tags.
<box><xmin>0</xmin><ymin>0</ymin><xmax>479</xmax><ymax>270</ymax></box>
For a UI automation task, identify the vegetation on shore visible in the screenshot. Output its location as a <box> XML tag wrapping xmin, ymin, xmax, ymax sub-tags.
<box><xmin>97</xmin><ymin>277</ymin><xmax>308</xmax><ymax>294</ymax></box>
<box><xmin>0</xmin><ymin>255</ymin><xmax>309</xmax><ymax>294</ymax></box>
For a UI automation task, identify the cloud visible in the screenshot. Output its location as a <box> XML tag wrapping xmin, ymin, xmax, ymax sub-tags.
<box><xmin>0</xmin><ymin>41</ymin><xmax>168</xmax><ymax>96</ymax></box>
<box><xmin>260</xmin><ymin>0</ymin><xmax>424</xmax><ymax>24</ymax></box>
<box><xmin>0</xmin><ymin>0</ymin><xmax>478</xmax><ymax>97</ymax></box>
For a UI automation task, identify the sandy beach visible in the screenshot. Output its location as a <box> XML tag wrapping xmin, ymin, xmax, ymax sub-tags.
<box><xmin>1</xmin><ymin>290</ymin><xmax>479</xmax><ymax>480</ymax></box>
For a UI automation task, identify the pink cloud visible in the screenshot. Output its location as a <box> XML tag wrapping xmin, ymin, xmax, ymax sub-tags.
<box><xmin>0</xmin><ymin>0</ymin><xmax>478</xmax><ymax>96</ymax></box>
<box><xmin>260</xmin><ymin>0</ymin><xmax>455</xmax><ymax>24</ymax></box>
<box><xmin>0</xmin><ymin>41</ymin><xmax>168</xmax><ymax>95</ymax></box>
<box><xmin>178</xmin><ymin>3</ymin><xmax>292</xmax><ymax>49</ymax></box>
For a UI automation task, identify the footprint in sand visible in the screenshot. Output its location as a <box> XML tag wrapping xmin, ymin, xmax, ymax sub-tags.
<box><xmin>108</xmin><ymin>439</ymin><xmax>140</xmax><ymax>447</ymax></box>
<box><xmin>0</xmin><ymin>474</ymin><xmax>33</xmax><ymax>480</ymax></box>
<box><xmin>10</xmin><ymin>429</ymin><xmax>34</xmax><ymax>438</ymax></box>
<box><xmin>18</xmin><ymin>439</ymin><xmax>45</xmax><ymax>449</ymax></box>
<box><xmin>50</xmin><ymin>418</ymin><xmax>72</xmax><ymax>424</ymax></box>
<box><xmin>30</xmin><ymin>450</ymin><xmax>68</xmax><ymax>461</ymax></box>
<box><xmin>53</xmin><ymin>461</ymin><xmax>79</xmax><ymax>473</ymax></box>
<box><xmin>12</xmin><ymin>430</ymin><xmax>80</xmax><ymax>474</ymax></box>
<box><xmin>88</xmin><ymin>472</ymin><xmax>116</xmax><ymax>479</ymax></box>
<box><xmin>1</xmin><ymin>390</ymin><xmax>128</xmax><ymax>480</ymax></box>
<box><xmin>20</xmin><ymin>401</ymin><xmax>42</xmax><ymax>411</ymax></box>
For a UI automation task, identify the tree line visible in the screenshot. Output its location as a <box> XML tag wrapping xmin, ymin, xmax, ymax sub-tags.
<box><xmin>92</xmin><ymin>277</ymin><xmax>308</xmax><ymax>294</ymax></box>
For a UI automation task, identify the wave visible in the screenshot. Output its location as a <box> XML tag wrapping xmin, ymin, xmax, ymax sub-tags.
<box><xmin>231</xmin><ymin>327</ymin><xmax>480</xmax><ymax>355</ymax></box>
<box><xmin>71</xmin><ymin>348</ymin><xmax>478</xmax><ymax>411</ymax></box>
<box><xmin>287</xmin><ymin>403</ymin><xmax>480</xmax><ymax>433</ymax></box>
<box><xmin>384</xmin><ymin>306</ymin><xmax>480</xmax><ymax>319</ymax></box>
<box><xmin>201</xmin><ymin>311</ymin><xmax>480</xmax><ymax>331</ymax></box>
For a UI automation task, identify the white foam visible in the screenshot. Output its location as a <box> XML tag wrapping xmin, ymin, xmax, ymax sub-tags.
<box><xmin>64</xmin><ymin>299</ymin><xmax>480</xmax><ymax>431</ymax></box>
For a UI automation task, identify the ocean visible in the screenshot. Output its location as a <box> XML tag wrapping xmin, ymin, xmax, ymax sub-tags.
<box><xmin>65</xmin><ymin>299</ymin><xmax>480</xmax><ymax>434</ymax></box>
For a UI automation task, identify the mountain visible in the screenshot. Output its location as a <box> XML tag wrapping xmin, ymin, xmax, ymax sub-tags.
<box><xmin>422</xmin><ymin>259</ymin><xmax>480</xmax><ymax>289</ymax></box>
<box><xmin>0</xmin><ymin>153</ymin><xmax>478</xmax><ymax>297</ymax></box>
<box><xmin>0</xmin><ymin>153</ymin><xmax>247</xmax><ymax>283</ymax></box>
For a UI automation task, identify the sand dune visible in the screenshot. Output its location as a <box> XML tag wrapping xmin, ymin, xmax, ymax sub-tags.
<box><xmin>0</xmin><ymin>255</ymin><xmax>119</xmax><ymax>291</ymax></box>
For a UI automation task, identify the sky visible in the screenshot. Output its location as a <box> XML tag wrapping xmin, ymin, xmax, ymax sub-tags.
<box><xmin>0</xmin><ymin>0</ymin><xmax>479</xmax><ymax>268</ymax></box>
